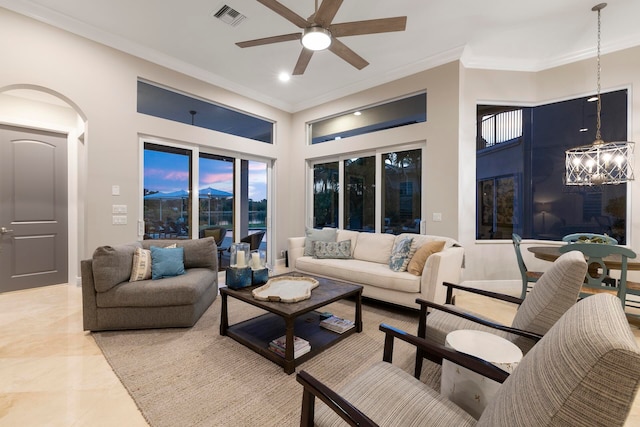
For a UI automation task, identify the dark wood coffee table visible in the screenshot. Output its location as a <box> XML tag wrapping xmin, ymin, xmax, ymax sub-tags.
<box><xmin>220</xmin><ymin>273</ymin><xmax>363</xmax><ymax>374</ymax></box>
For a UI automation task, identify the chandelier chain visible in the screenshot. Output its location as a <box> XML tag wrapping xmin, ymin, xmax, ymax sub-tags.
<box><xmin>595</xmin><ymin>6</ymin><xmax>602</xmax><ymax>142</ymax></box>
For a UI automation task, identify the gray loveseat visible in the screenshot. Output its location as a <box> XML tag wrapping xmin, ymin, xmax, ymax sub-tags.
<box><xmin>81</xmin><ymin>237</ymin><xmax>218</xmax><ymax>331</ymax></box>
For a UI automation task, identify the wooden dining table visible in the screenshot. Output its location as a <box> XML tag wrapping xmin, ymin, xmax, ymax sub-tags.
<box><xmin>528</xmin><ymin>245</ymin><xmax>640</xmax><ymax>271</ymax></box>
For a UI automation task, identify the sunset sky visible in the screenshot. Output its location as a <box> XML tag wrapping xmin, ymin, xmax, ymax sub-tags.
<box><xmin>144</xmin><ymin>149</ymin><xmax>267</xmax><ymax>201</ymax></box>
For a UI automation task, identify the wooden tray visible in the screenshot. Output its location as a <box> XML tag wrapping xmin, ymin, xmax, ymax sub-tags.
<box><xmin>251</xmin><ymin>276</ymin><xmax>319</xmax><ymax>303</ymax></box>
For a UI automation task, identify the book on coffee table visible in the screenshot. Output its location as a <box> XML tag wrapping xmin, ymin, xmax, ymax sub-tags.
<box><xmin>320</xmin><ymin>316</ymin><xmax>355</xmax><ymax>334</ymax></box>
<box><xmin>268</xmin><ymin>335</ymin><xmax>311</xmax><ymax>358</ymax></box>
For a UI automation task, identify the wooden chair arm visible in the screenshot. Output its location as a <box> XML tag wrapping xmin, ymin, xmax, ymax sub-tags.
<box><xmin>415</xmin><ymin>299</ymin><xmax>543</xmax><ymax>342</ymax></box>
<box><xmin>380</xmin><ymin>323</ymin><xmax>510</xmax><ymax>383</ymax></box>
<box><xmin>296</xmin><ymin>370</ymin><xmax>379</xmax><ymax>427</ymax></box>
<box><xmin>441</xmin><ymin>281</ymin><xmax>523</xmax><ymax>305</ymax></box>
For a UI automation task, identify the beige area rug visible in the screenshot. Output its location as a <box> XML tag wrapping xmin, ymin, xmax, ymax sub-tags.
<box><xmin>92</xmin><ymin>296</ymin><xmax>421</xmax><ymax>427</ymax></box>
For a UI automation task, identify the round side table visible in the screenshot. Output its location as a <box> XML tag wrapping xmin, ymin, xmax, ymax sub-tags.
<box><xmin>441</xmin><ymin>329</ymin><xmax>522</xmax><ymax>419</ymax></box>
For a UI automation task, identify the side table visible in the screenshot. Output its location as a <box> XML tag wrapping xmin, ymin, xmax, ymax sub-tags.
<box><xmin>441</xmin><ymin>329</ymin><xmax>522</xmax><ymax>419</ymax></box>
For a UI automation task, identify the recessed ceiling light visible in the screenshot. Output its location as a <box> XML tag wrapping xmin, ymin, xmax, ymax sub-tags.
<box><xmin>587</xmin><ymin>96</ymin><xmax>598</xmax><ymax>102</ymax></box>
<box><xmin>353</xmin><ymin>111</ymin><xmax>361</xmax><ymax>116</ymax></box>
<box><xmin>278</xmin><ymin>72</ymin><xmax>290</xmax><ymax>82</ymax></box>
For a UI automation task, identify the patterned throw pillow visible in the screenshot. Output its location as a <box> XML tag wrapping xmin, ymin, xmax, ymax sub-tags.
<box><xmin>129</xmin><ymin>247</ymin><xmax>152</xmax><ymax>282</ymax></box>
<box><xmin>389</xmin><ymin>237</ymin><xmax>414</xmax><ymax>272</ymax></box>
<box><xmin>304</xmin><ymin>228</ymin><xmax>338</xmax><ymax>256</ymax></box>
<box><xmin>313</xmin><ymin>240</ymin><xmax>352</xmax><ymax>259</ymax></box>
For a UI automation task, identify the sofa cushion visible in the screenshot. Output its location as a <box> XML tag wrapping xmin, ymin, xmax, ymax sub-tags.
<box><xmin>389</xmin><ymin>236</ymin><xmax>414</xmax><ymax>272</ymax></box>
<box><xmin>335</xmin><ymin>229</ymin><xmax>360</xmax><ymax>256</ymax></box>
<box><xmin>304</xmin><ymin>228</ymin><xmax>337</xmax><ymax>256</ymax></box>
<box><xmin>142</xmin><ymin>238</ymin><xmax>216</xmax><ymax>269</ymax></box>
<box><xmin>151</xmin><ymin>246</ymin><xmax>186</xmax><ymax>280</ymax></box>
<box><xmin>96</xmin><ymin>268</ymin><xmax>216</xmax><ymax>307</ymax></box>
<box><xmin>92</xmin><ymin>242</ymin><xmax>142</xmax><ymax>293</ymax></box>
<box><xmin>352</xmin><ymin>233</ymin><xmax>396</xmax><ymax>264</ymax></box>
<box><xmin>295</xmin><ymin>257</ymin><xmax>420</xmax><ymax>293</ymax></box>
<box><xmin>313</xmin><ymin>240</ymin><xmax>352</xmax><ymax>259</ymax></box>
<box><xmin>129</xmin><ymin>247</ymin><xmax>152</xmax><ymax>282</ymax></box>
<box><xmin>407</xmin><ymin>240</ymin><xmax>445</xmax><ymax>276</ymax></box>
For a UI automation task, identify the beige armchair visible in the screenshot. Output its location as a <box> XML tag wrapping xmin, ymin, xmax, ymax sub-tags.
<box><xmin>414</xmin><ymin>249</ymin><xmax>588</xmax><ymax>380</ymax></box>
<box><xmin>297</xmin><ymin>293</ymin><xmax>640</xmax><ymax>426</ymax></box>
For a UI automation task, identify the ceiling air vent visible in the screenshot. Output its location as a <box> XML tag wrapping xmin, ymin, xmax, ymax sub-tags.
<box><xmin>213</xmin><ymin>5</ymin><xmax>247</xmax><ymax>27</ymax></box>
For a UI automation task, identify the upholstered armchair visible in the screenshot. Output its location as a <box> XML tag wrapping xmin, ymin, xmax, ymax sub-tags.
<box><xmin>297</xmin><ymin>294</ymin><xmax>640</xmax><ymax>426</ymax></box>
<box><xmin>415</xmin><ymin>250</ymin><xmax>587</xmax><ymax>379</ymax></box>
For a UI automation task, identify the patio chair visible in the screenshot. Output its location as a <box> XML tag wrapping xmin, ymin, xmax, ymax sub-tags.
<box><xmin>199</xmin><ymin>226</ymin><xmax>227</xmax><ymax>248</ymax></box>
<box><xmin>414</xmin><ymin>250</ymin><xmax>587</xmax><ymax>379</ymax></box>
<box><xmin>240</xmin><ymin>230</ymin><xmax>265</xmax><ymax>252</ymax></box>
<box><xmin>297</xmin><ymin>294</ymin><xmax>640</xmax><ymax>426</ymax></box>
<box><xmin>512</xmin><ymin>233</ymin><xmax>544</xmax><ymax>299</ymax></box>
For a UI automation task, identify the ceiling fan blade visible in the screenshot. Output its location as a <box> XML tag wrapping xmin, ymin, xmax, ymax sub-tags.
<box><xmin>293</xmin><ymin>48</ymin><xmax>314</xmax><ymax>75</ymax></box>
<box><xmin>236</xmin><ymin>33</ymin><xmax>301</xmax><ymax>48</ymax></box>
<box><xmin>257</xmin><ymin>0</ymin><xmax>309</xmax><ymax>28</ymax></box>
<box><xmin>329</xmin><ymin>16</ymin><xmax>407</xmax><ymax>37</ymax></box>
<box><xmin>313</xmin><ymin>0</ymin><xmax>343</xmax><ymax>27</ymax></box>
<box><xmin>328</xmin><ymin>38</ymin><xmax>369</xmax><ymax>70</ymax></box>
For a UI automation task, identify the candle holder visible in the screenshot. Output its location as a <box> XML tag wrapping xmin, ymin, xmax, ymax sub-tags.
<box><xmin>230</xmin><ymin>243</ymin><xmax>250</xmax><ymax>268</ymax></box>
<box><xmin>251</xmin><ymin>249</ymin><xmax>268</xmax><ymax>285</ymax></box>
<box><xmin>226</xmin><ymin>243</ymin><xmax>252</xmax><ymax>289</ymax></box>
<box><xmin>225</xmin><ymin>266</ymin><xmax>252</xmax><ymax>289</ymax></box>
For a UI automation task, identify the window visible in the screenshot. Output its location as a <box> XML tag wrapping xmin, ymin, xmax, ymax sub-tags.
<box><xmin>313</xmin><ymin>162</ymin><xmax>339</xmax><ymax>228</ymax></box>
<box><xmin>477</xmin><ymin>175</ymin><xmax>517</xmax><ymax>240</ymax></box>
<box><xmin>479</xmin><ymin>108</ymin><xmax>523</xmax><ymax>149</ymax></box>
<box><xmin>312</xmin><ymin>147</ymin><xmax>422</xmax><ymax>234</ymax></box>
<box><xmin>309</xmin><ymin>92</ymin><xmax>426</xmax><ymax>144</ymax></box>
<box><xmin>137</xmin><ymin>80</ymin><xmax>274</xmax><ymax>143</ymax></box>
<box><xmin>476</xmin><ymin>90</ymin><xmax>628</xmax><ymax>243</ymax></box>
<box><xmin>345</xmin><ymin>156</ymin><xmax>376</xmax><ymax>231</ymax></box>
<box><xmin>143</xmin><ymin>143</ymin><xmax>192</xmax><ymax>239</ymax></box>
<box><xmin>199</xmin><ymin>154</ymin><xmax>234</xmax><ymax>245</ymax></box>
<box><xmin>382</xmin><ymin>149</ymin><xmax>422</xmax><ymax>234</ymax></box>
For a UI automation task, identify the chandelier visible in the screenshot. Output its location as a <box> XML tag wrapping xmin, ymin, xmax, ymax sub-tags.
<box><xmin>564</xmin><ymin>3</ymin><xmax>634</xmax><ymax>186</ymax></box>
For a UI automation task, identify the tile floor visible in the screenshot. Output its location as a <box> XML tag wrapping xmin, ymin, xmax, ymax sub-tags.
<box><xmin>1</xmin><ymin>279</ymin><xmax>639</xmax><ymax>426</ymax></box>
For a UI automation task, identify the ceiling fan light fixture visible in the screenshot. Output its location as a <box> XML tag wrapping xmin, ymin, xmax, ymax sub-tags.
<box><xmin>301</xmin><ymin>26</ymin><xmax>331</xmax><ymax>51</ymax></box>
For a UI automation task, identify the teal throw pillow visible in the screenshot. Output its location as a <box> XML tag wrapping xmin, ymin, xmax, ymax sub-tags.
<box><xmin>389</xmin><ymin>237</ymin><xmax>414</xmax><ymax>272</ymax></box>
<box><xmin>150</xmin><ymin>246</ymin><xmax>185</xmax><ymax>280</ymax></box>
<box><xmin>313</xmin><ymin>240</ymin><xmax>352</xmax><ymax>259</ymax></box>
<box><xmin>304</xmin><ymin>228</ymin><xmax>337</xmax><ymax>256</ymax></box>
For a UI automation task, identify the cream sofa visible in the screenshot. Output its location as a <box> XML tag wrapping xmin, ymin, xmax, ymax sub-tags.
<box><xmin>288</xmin><ymin>230</ymin><xmax>464</xmax><ymax>310</ymax></box>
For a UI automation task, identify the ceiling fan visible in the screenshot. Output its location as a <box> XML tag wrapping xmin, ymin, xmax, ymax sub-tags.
<box><xmin>236</xmin><ymin>0</ymin><xmax>407</xmax><ymax>75</ymax></box>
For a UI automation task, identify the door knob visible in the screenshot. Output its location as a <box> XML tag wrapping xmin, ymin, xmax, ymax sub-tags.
<box><xmin>0</xmin><ymin>227</ymin><xmax>14</xmax><ymax>234</ymax></box>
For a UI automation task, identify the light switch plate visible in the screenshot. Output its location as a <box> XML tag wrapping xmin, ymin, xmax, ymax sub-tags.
<box><xmin>432</xmin><ymin>212</ymin><xmax>442</xmax><ymax>222</ymax></box>
<box><xmin>112</xmin><ymin>204</ymin><xmax>127</xmax><ymax>214</ymax></box>
<box><xmin>112</xmin><ymin>215</ymin><xmax>127</xmax><ymax>225</ymax></box>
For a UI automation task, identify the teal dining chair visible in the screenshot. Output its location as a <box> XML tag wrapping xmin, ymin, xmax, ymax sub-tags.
<box><xmin>512</xmin><ymin>234</ymin><xmax>544</xmax><ymax>299</ymax></box>
<box><xmin>562</xmin><ymin>233</ymin><xmax>618</xmax><ymax>245</ymax></box>
<box><xmin>558</xmin><ymin>242</ymin><xmax>638</xmax><ymax>311</ymax></box>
